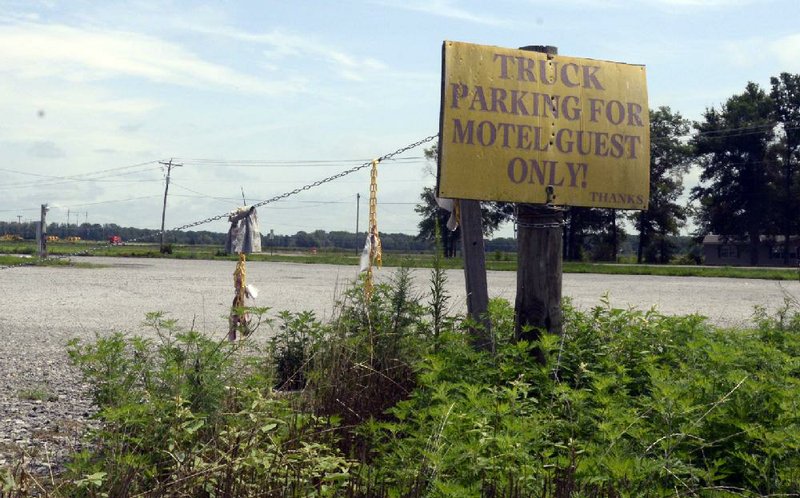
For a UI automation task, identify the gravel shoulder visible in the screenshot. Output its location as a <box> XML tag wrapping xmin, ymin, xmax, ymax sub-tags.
<box><xmin>1</xmin><ymin>257</ymin><xmax>798</xmax><ymax>474</ymax></box>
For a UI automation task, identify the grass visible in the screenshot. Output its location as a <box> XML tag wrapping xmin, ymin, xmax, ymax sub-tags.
<box><xmin>2</xmin><ymin>241</ymin><xmax>798</xmax><ymax>280</ymax></box>
<box><xmin>564</xmin><ymin>261</ymin><xmax>800</xmax><ymax>280</ymax></box>
<box><xmin>0</xmin><ymin>255</ymin><xmax>78</xmax><ymax>268</ymax></box>
<box><xmin>17</xmin><ymin>385</ymin><xmax>58</xmax><ymax>402</ymax></box>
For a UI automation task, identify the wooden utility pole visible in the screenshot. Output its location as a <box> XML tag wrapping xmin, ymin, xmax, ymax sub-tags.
<box><xmin>355</xmin><ymin>193</ymin><xmax>361</xmax><ymax>255</ymax></box>
<box><xmin>460</xmin><ymin>200</ymin><xmax>493</xmax><ymax>352</ymax></box>
<box><xmin>159</xmin><ymin>159</ymin><xmax>182</xmax><ymax>252</ymax></box>
<box><xmin>37</xmin><ymin>204</ymin><xmax>48</xmax><ymax>259</ymax></box>
<box><xmin>514</xmin><ymin>45</ymin><xmax>564</xmax><ymax>361</ymax></box>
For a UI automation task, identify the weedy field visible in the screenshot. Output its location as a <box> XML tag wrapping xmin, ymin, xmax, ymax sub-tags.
<box><xmin>2</xmin><ymin>255</ymin><xmax>799</xmax><ymax>497</ymax></box>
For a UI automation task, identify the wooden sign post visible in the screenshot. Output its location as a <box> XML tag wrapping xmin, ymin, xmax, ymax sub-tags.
<box><xmin>514</xmin><ymin>45</ymin><xmax>562</xmax><ymax>361</ymax></box>
<box><xmin>459</xmin><ymin>199</ymin><xmax>493</xmax><ymax>352</ymax></box>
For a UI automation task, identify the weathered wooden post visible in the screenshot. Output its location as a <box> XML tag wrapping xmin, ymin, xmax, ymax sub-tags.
<box><xmin>460</xmin><ymin>199</ymin><xmax>493</xmax><ymax>352</ymax></box>
<box><xmin>37</xmin><ymin>204</ymin><xmax>48</xmax><ymax>259</ymax></box>
<box><xmin>514</xmin><ymin>45</ymin><xmax>563</xmax><ymax>360</ymax></box>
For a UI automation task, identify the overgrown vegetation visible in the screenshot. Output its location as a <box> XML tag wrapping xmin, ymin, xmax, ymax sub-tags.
<box><xmin>2</xmin><ymin>267</ymin><xmax>799</xmax><ymax>496</ymax></box>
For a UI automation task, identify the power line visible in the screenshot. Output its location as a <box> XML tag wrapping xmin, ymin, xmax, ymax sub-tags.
<box><xmin>170</xmin><ymin>182</ymin><xmax>241</xmax><ymax>205</ymax></box>
<box><xmin>49</xmin><ymin>195</ymin><xmax>163</xmax><ymax>209</ymax></box>
<box><xmin>173</xmin><ymin>157</ymin><xmax>425</xmax><ymax>167</ymax></box>
<box><xmin>0</xmin><ymin>160</ymin><xmax>160</xmax><ymax>180</ymax></box>
<box><xmin>0</xmin><ymin>164</ymin><xmax>163</xmax><ymax>190</ymax></box>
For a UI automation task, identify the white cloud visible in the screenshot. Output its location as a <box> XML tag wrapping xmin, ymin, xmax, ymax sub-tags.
<box><xmin>181</xmin><ymin>24</ymin><xmax>388</xmax><ymax>82</ymax></box>
<box><xmin>712</xmin><ymin>32</ymin><xmax>800</xmax><ymax>79</ymax></box>
<box><xmin>0</xmin><ymin>22</ymin><xmax>305</xmax><ymax>95</ymax></box>
<box><xmin>642</xmin><ymin>0</ymin><xmax>760</xmax><ymax>5</ymax></box>
<box><xmin>374</xmin><ymin>0</ymin><xmax>513</xmax><ymax>27</ymax></box>
<box><xmin>28</xmin><ymin>140</ymin><xmax>65</xmax><ymax>158</ymax></box>
<box><xmin>770</xmin><ymin>33</ymin><xmax>800</xmax><ymax>72</ymax></box>
<box><xmin>520</xmin><ymin>0</ymin><xmax>763</xmax><ymax>9</ymax></box>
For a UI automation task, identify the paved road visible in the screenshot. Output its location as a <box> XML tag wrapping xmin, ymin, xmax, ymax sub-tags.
<box><xmin>2</xmin><ymin>257</ymin><xmax>797</xmax><ymax>343</ymax></box>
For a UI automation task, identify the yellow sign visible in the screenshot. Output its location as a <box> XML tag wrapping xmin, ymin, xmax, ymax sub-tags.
<box><xmin>437</xmin><ymin>41</ymin><xmax>650</xmax><ymax>209</ymax></box>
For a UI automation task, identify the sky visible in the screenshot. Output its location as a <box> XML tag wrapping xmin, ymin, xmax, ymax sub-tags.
<box><xmin>2</xmin><ymin>0</ymin><xmax>800</xmax><ymax>239</ymax></box>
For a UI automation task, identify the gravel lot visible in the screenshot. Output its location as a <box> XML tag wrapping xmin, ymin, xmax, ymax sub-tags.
<box><xmin>1</xmin><ymin>257</ymin><xmax>798</xmax><ymax>473</ymax></box>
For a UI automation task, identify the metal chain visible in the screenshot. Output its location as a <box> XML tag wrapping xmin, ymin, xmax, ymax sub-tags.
<box><xmin>364</xmin><ymin>159</ymin><xmax>383</xmax><ymax>301</ymax></box>
<box><xmin>0</xmin><ymin>134</ymin><xmax>439</xmax><ymax>271</ymax></box>
<box><xmin>166</xmin><ymin>133</ymin><xmax>438</xmax><ymax>233</ymax></box>
<box><xmin>515</xmin><ymin>221</ymin><xmax>565</xmax><ymax>229</ymax></box>
<box><xmin>368</xmin><ymin>160</ymin><xmax>382</xmax><ymax>267</ymax></box>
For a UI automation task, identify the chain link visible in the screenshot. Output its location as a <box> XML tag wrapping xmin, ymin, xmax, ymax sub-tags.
<box><xmin>1</xmin><ymin>134</ymin><xmax>439</xmax><ymax>271</ymax></box>
<box><xmin>364</xmin><ymin>159</ymin><xmax>383</xmax><ymax>301</ymax></box>
<box><xmin>515</xmin><ymin>221</ymin><xmax>565</xmax><ymax>229</ymax></box>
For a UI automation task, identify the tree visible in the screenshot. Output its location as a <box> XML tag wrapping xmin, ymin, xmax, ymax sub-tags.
<box><xmin>629</xmin><ymin>107</ymin><xmax>694</xmax><ymax>264</ymax></box>
<box><xmin>562</xmin><ymin>207</ymin><xmax>605</xmax><ymax>261</ymax></box>
<box><xmin>415</xmin><ymin>187</ymin><xmax>461</xmax><ymax>257</ymax></box>
<box><xmin>770</xmin><ymin>73</ymin><xmax>800</xmax><ymax>264</ymax></box>
<box><xmin>415</xmin><ymin>145</ymin><xmax>513</xmax><ymax>257</ymax></box>
<box><xmin>692</xmin><ymin>82</ymin><xmax>776</xmax><ymax>265</ymax></box>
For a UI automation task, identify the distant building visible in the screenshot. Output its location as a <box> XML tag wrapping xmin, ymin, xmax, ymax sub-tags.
<box><xmin>703</xmin><ymin>234</ymin><xmax>799</xmax><ymax>267</ymax></box>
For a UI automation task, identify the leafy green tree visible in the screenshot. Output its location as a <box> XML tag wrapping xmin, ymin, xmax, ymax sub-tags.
<box><xmin>415</xmin><ymin>187</ymin><xmax>461</xmax><ymax>257</ymax></box>
<box><xmin>629</xmin><ymin>107</ymin><xmax>694</xmax><ymax>264</ymax></box>
<box><xmin>416</xmin><ymin>145</ymin><xmax>513</xmax><ymax>257</ymax></box>
<box><xmin>692</xmin><ymin>82</ymin><xmax>776</xmax><ymax>265</ymax></box>
<box><xmin>770</xmin><ymin>73</ymin><xmax>800</xmax><ymax>264</ymax></box>
<box><xmin>292</xmin><ymin>231</ymin><xmax>318</xmax><ymax>248</ymax></box>
<box><xmin>562</xmin><ymin>207</ymin><xmax>605</xmax><ymax>261</ymax></box>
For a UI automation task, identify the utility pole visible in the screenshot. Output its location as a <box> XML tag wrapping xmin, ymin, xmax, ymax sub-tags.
<box><xmin>37</xmin><ymin>204</ymin><xmax>48</xmax><ymax>258</ymax></box>
<box><xmin>159</xmin><ymin>159</ymin><xmax>182</xmax><ymax>252</ymax></box>
<box><xmin>355</xmin><ymin>192</ymin><xmax>361</xmax><ymax>254</ymax></box>
<box><xmin>269</xmin><ymin>228</ymin><xmax>274</xmax><ymax>256</ymax></box>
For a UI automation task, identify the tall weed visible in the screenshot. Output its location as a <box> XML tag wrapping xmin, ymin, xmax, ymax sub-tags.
<box><xmin>364</xmin><ymin>299</ymin><xmax>800</xmax><ymax>496</ymax></box>
<box><xmin>63</xmin><ymin>312</ymin><xmax>355</xmax><ymax>497</ymax></box>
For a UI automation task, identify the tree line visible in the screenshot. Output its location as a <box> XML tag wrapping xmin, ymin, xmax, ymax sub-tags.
<box><xmin>416</xmin><ymin>74</ymin><xmax>800</xmax><ymax>266</ymax></box>
<box><xmin>0</xmin><ymin>221</ymin><xmax>448</xmax><ymax>253</ymax></box>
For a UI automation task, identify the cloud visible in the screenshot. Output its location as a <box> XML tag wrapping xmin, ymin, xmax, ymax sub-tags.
<box><xmin>181</xmin><ymin>24</ymin><xmax>388</xmax><ymax>82</ymax></box>
<box><xmin>520</xmin><ymin>0</ymin><xmax>764</xmax><ymax>9</ymax></box>
<box><xmin>374</xmin><ymin>0</ymin><xmax>513</xmax><ymax>27</ymax></box>
<box><xmin>0</xmin><ymin>21</ymin><xmax>304</xmax><ymax>95</ymax></box>
<box><xmin>641</xmin><ymin>0</ymin><xmax>760</xmax><ymax>5</ymax></box>
<box><xmin>715</xmin><ymin>32</ymin><xmax>800</xmax><ymax>75</ymax></box>
<box><xmin>28</xmin><ymin>140</ymin><xmax>65</xmax><ymax>158</ymax></box>
<box><xmin>770</xmin><ymin>33</ymin><xmax>800</xmax><ymax>72</ymax></box>
<box><xmin>119</xmin><ymin>123</ymin><xmax>144</xmax><ymax>133</ymax></box>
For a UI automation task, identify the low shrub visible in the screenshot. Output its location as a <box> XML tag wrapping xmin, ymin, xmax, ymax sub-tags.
<box><xmin>63</xmin><ymin>312</ymin><xmax>355</xmax><ymax>497</ymax></box>
<box><xmin>362</xmin><ymin>298</ymin><xmax>800</xmax><ymax>496</ymax></box>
